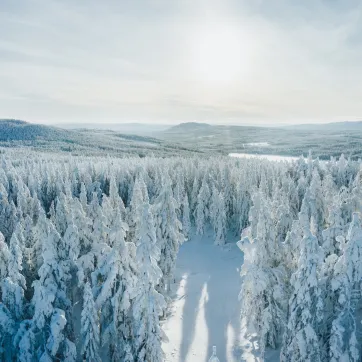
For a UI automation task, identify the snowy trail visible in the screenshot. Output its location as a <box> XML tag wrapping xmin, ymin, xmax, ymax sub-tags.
<box><xmin>162</xmin><ymin>230</ymin><xmax>244</xmax><ymax>362</ymax></box>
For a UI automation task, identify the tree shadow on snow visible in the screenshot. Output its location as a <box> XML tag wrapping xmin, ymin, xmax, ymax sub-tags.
<box><xmin>179</xmin><ymin>272</ymin><xmax>208</xmax><ymax>362</ymax></box>
<box><xmin>204</xmin><ymin>263</ymin><xmax>242</xmax><ymax>362</ymax></box>
<box><xmin>178</xmin><ymin>230</ymin><xmax>243</xmax><ymax>362</ymax></box>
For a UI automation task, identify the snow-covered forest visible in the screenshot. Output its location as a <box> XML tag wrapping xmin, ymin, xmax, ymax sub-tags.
<box><xmin>1</xmin><ymin>148</ymin><xmax>362</xmax><ymax>361</ymax></box>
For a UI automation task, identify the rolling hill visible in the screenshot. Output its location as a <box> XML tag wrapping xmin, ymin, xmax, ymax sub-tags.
<box><xmin>0</xmin><ymin>119</ymin><xmax>200</xmax><ymax>157</ymax></box>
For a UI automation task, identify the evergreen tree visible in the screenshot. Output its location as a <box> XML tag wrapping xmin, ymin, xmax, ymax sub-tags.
<box><xmin>194</xmin><ymin>176</ymin><xmax>210</xmax><ymax>235</ymax></box>
<box><xmin>182</xmin><ymin>195</ymin><xmax>191</xmax><ymax>241</ymax></box>
<box><xmin>81</xmin><ymin>282</ymin><xmax>101</xmax><ymax>362</ymax></box>
<box><xmin>281</xmin><ymin>229</ymin><xmax>324</xmax><ymax>362</ymax></box>
<box><xmin>152</xmin><ymin>181</ymin><xmax>183</xmax><ymax>295</ymax></box>
<box><xmin>132</xmin><ymin>204</ymin><xmax>166</xmax><ymax>362</ymax></box>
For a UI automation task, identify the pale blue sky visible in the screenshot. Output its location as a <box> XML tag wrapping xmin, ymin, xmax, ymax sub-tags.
<box><xmin>1</xmin><ymin>0</ymin><xmax>362</xmax><ymax>124</ymax></box>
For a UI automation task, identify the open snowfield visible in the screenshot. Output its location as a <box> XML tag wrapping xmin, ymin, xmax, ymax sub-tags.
<box><xmin>162</xmin><ymin>229</ymin><xmax>244</xmax><ymax>362</ymax></box>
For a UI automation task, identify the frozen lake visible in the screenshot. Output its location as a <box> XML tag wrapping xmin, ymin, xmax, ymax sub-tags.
<box><xmin>229</xmin><ymin>153</ymin><xmax>298</xmax><ymax>162</ymax></box>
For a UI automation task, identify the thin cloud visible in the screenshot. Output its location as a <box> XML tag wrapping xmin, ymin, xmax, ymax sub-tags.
<box><xmin>1</xmin><ymin>0</ymin><xmax>362</xmax><ymax>124</ymax></box>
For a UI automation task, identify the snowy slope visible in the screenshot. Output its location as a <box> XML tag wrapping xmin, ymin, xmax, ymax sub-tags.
<box><xmin>162</xmin><ymin>229</ymin><xmax>244</xmax><ymax>362</ymax></box>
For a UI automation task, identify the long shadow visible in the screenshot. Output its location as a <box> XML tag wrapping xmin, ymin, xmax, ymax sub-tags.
<box><xmin>179</xmin><ymin>271</ymin><xmax>208</xmax><ymax>362</ymax></box>
<box><xmin>204</xmin><ymin>244</ymin><xmax>242</xmax><ymax>362</ymax></box>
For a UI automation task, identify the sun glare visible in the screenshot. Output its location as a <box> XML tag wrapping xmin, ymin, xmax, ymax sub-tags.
<box><xmin>190</xmin><ymin>21</ymin><xmax>246</xmax><ymax>85</ymax></box>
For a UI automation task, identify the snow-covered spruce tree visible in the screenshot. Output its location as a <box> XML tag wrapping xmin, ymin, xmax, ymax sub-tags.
<box><xmin>283</xmin><ymin>196</ymin><xmax>311</xmax><ymax>273</ymax></box>
<box><xmin>329</xmin><ymin>242</ymin><xmax>359</xmax><ymax>361</ymax></box>
<box><xmin>190</xmin><ymin>175</ymin><xmax>200</xmax><ymax>218</ymax></box>
<box><xmin>105</xmin><ymin>175</ymin><xmax>126</xmax><ymax>221</ymax></box>
<box><xmin>248</xmin><ymin>191</ymin><xmax>262</xmax><ymax>239</ymax></box>
<box><xmin>280</xmin><ymin>229</ymin><xmax>324</xmax><ymax>362</ymax></box>
<box><xmin>182</xmin><ymin>194</ymin><xmax>191</xmax><ymax>241</ymax></box>
<box><xmin>322</xmin><ymin>196</ymin><xmax>345</xmax><ymax>256</ymax></box>
<box><xmin>213</xmin><ymin>190</ymin><xmax>227</xmax><ymax>246</ymax></box>
<box><xmin>308</xmin><ymin>169</ymin><xmax>327</xmax><ymax>239</ymax></box>
<box><xmin>328</xmin><ymin>212</ymin><xmax>362</xmax><ymax>362</ymax></box>
<box><xmin>0</xmin><ymin>195</ymin><xmax>17</xmax><ymax>242</ymax></box>
<box><xmin>322</xmin><ymin>213</ymin><xmax>362</xmax><ymax>361</ymax></box>
<box><xmin>81</xmin><ymin>281</ymin><xmax>101</xmax><ymax>362</ymax></box>
<box><xmin>91</xmin><ymin>208</ymin><xmax>137</xmax><ymax>361</ymax></box>
<box><xmin>31</xmin><ymin>212</ymin><xmax>75</xmax><ymax>361</ymax></box>
<box><xmin>342</xmin><ymin>212</ymin><xmax>362</xmax><ymax>307</ymax></box>
<box><xmin>152</xmin><ymin>179</ymin><xmax>183</xmax><ymax>296</ymax></box>
<box><xmin>0</xmin><ymin>230</ymin><xmax>15</xmax><ymax>361</ymax></box>
<box><xmin>194</xmin><ymin>176</ymin><xmax>210</xmax><ymax>235</ymax></box>
<box><xmin>238</xmin><ymin>196</ymin><xmax>287</xmax><ymax>358</ymax></box>
<box><xmin>173</xmin><ymin>172</ymin><xmax>185</xmax><ymax>211</ymax></box>
<box><xmin>132</xmin><ymin>203</ymin><xmax>166</xmax><ymax>362</ymax></box>
<box><xmin>128</xmin><ymin>175</ymin><xmax>149</xmax><ymax>242</ymax></box>
<box><xmin>209</xmin><ymin>185</ymin><xmax>219</xmax><ymax>226</ymax></box>
<box><xmin>0</xmin><ymin>231</ymin><xmax>10</xmax><ymax>294</ymax></box>
<box><xmin>3</xmin><ymin>231</ymin><xmax>27</xmax><ymax>321</ymax></box>
<box><xmin>79</xmin><ymin>182</ymin><xmax>88</xmax><ymax>210</ymax></box>
<box><xmin>77</xmin><ymin>192</ymin><xmax>109</xmax><ymax>286</ymax></box>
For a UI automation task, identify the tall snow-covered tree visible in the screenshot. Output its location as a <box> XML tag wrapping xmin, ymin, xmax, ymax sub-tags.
<box><xmin>132</xmin><ymin>204</ymin><xmax>166</xmax><ymax>362</ymax></box>
<box><xmin>194</xmin><ymin>176</ymin><xmax>210</xmax><ymax>235</ymax></box>
<box><xmin>31</xmin><ymin>213</ymin><xmax>75</xmax><ymax>361</ymax></box>
<box><xmin>281</xmin><ymin>229</ymin><xmax>324</xmax><ymax>362</ymax></box>
<box><xmin>152</xmin><ymin>181</ymin><xmax>184</xmax><ymax>295</ymax></box>
<box><xmin>213</xmin><ymin>190</ymin><xmax>227</xmax><ymax>245</ymax></box>
<box><xmin>81</xmin><ymin>281</ymin><xmax>101</xmax><ymax>362</ymax></box>
<box><xmin>182</xmin><ymin>195</ymin><xmax>191</xmax><ymax>241</ymax></box>
<box><xmin>239</xmin><ymin>196</ymin><xmax>287</xmax><ymax>358</ymax></box>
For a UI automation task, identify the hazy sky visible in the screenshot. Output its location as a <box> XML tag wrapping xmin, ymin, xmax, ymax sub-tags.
<box><xmin>1</xmin><ymin>0</ymin><xmax>362</xmax><ymax>125</ymax></box>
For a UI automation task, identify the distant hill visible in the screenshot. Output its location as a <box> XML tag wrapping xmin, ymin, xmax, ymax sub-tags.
<box><xmin>283</xmin><ymin>121</ymin><xmax>362</xmax><ymax>131</ymax></box>
<box><xmin>56</xmin><ymin>122</ymin><xmax>170</xmax><ymax>135</ymax></box>
<box><xmin>0</xmin><ymin>119</ymin><xmax>68</xmax><ymax>141</ymax></box>
<box><xmin>164</xmin><ymin>122</ymin><xmax>213</xmax><ymax>133</ymax></box>
<box><xmin>0</xmin><ymin>119</ymin><xmax>201</xmax><ymax>157</ymax></box>
<box><xmin>159</xmin><ymin>121</ymin><xmax>362</xmax><ymax>159</ymax></box>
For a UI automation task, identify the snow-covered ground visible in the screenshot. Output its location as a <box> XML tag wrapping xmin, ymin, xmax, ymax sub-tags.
<box><xmin>162</xmin><ymin>229</ymin><xmax>281</xmax><ymax>362</ymax></box>
<box><xmin>162</xmin><ymin>230</ymin><xmax>244</xmax><ymax>362</ymax></box>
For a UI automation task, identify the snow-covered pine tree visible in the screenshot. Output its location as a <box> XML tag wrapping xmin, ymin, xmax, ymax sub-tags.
<box><xmin>327</xmin><ymin>213</ymin><xmax>362</xmax><ymax>361</ymax></box>
<box><xmin>214</xmin><ymin>191</ymin><xmax>227</xmax><ymax>245</ymax></box>
<box><xmin>240</xmin><ymin>198</ymin><xmax>286</xmax><ymax>357</ymax></box>
<box><xmin>132</xmin><ymin>203</ymin><xmax>166</xmax><ymax>362</ymax></box>
<box><xmin>280</xmin><ymin>229</ymin><xmax>324</xmax><ymax>362</ymax></box>
<box><xmin>128</xmin><ymin>175</ymin><xmax>149</xmax><ymax>243</ymax></box>
<box><xmin>322</xmin><ymin>196</ymin><xmax>345</xmax><ymax>256</ymax></box>
<box><xmin>31</xmin><ymin>213</ymin><xmax>74</xmax><ymax>361</ymax></box>
<box><xmin>77</xmin><ymin>192</ymin><xmax>109</xmax><ymax>286</ymax></box>
<box><xmin>79</xmin><ymin>182</ymin><xmax>88</xmax><ymax>210</ymax></box>
<box><xmin>194</xmin><ymin>176</ymin><xmax>210</xmax><ymax>235</ymax></box>
<box><xmin>182</xmin><ymin>194</ymin><xmax>191</xmax><ymax>241</ymax></box>
<box><xmin>81</xmin><ymin>281</ymin><xmax>101</xmax><ymax>362</ymax></box>
<box><xmin>91</xmin><ymin>207</ymin><xmax>137</xmax><ymax>361</ymax></box>
<box><xmin>0</xmin><ymin>231</ymin><xmax>10</xmax><ymax>293</ymax></box>
<box><xmin>152</xmin><ymin>179</ymin><xmax>183</xmax><ymax>295</ymax></box>
<box><xmin>0</xmin><ymin>231</ymin><xmax>16</xmax><ymax>361</ymax></box>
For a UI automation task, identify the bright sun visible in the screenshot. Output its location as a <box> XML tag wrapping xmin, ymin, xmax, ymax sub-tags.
<box><xmin>190</xmin><ymin>21</ymin><xmax>246</xmax><ymax>86</ymax></box>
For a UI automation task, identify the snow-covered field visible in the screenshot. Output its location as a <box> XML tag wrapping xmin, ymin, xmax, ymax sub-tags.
<box><xmin>162</xmin><ymin>230</ymin><xmax>244</xmax><ymax>362</ymax></box>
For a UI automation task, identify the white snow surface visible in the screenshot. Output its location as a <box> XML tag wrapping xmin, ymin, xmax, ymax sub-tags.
<box><xmin>162</xmin><ymin>229</ymin><xmax>280</xmax><ymax>362</ymax></box>
<box><xmin>162</xmin><ymin>230</ymin><xmax>244</xmax><ymax>362</ymax></box>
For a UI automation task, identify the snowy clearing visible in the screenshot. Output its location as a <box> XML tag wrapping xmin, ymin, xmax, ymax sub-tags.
<box><xmin>162</xmin><ymin>230</ymin><xmax>281</xmax><ymax>362</ymax></box>
<box><xmin>162</xmin><ymin>230</ymin><xmax>244</xmax><ymax>362</ymax></box>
